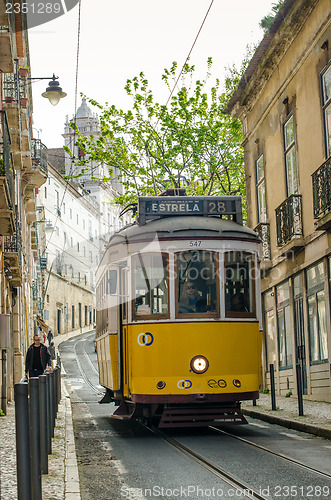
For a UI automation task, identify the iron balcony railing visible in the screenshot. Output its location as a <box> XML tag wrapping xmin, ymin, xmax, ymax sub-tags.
<box><xmin>0</xmin><ymin>110</ymin><xmax>15</xmax><ymax>207</ymax></box>
<box><xmin>255</xmin><ymin>222</ymin><xmax>271</xmax><ymax>260</ymax></box>
<box><xmin>276</xmin><ymin>194</ymin><xmax>303</xmax><ymax>247</ymax></box>
<box><xmin>2</xmin><ymin>72</ymin><xmax>18</xmax><ymax>102</ymax></box>
<box><xmin>312</xmin><ymin>156</ymin><xmax>330</xmax><ymax>219</ymax></box>
<box><xmin>55</xmin><ymin>257</ymin><xmax>62</xmax><ymax>276</ymax></box>
<box><xmin>31</xmin><ymin>138</ymin><xmax>48</xmax><ymax>176</ymax></box>
<box><xmin>3</xmin><ymin>227</ymin><xmax>21</xmax><ymax>254</ymax></box>
<box><xmin>32</xmin><ymin>281</ymin><xmax>38</xmax><ymax>301</ymax></box>
<box><xmin>4</xmin><ymin>206</ymin><xmax>21</xmax><ymax>252</ymax></box>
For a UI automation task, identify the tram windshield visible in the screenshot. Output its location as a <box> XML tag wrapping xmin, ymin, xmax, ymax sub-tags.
<box><xmin>176</xmin><ymin>251</ymin><xmax>218</xmax><ymax>316</ymax></box>
<box><xmin>225</xmin><ymin>252</ymin><xmax>256</xmax><ymax>317</ymax></box>
<box><xmin>133</xmin><ymin>253</ymin><xmax>169</xmax><ymax>318</ymax></box>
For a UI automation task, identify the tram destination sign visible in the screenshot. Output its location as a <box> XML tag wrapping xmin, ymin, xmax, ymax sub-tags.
<box><xmin>138</xmin><ymin>196</ymin><xmax>242</xmax><ymax>225</ymax></box>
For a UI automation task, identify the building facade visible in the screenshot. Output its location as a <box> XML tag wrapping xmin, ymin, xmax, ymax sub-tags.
<box><xmin>0</xmin><ymin>1</ymin><xmax>47</xmax><ymax>407</ymax></box>
<box><xmin>226</xmin><ymin>0</ymin><xmax>331</xmax><ymax>401</ymax></box>
<box><xmin>36</xmin><ymin>163</ymin><xmax>100</xmax><ymax>337</ymax></box>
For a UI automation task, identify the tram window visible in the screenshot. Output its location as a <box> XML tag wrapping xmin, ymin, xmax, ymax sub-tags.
<box><xmin>133</xmin><ymin>253</ymin><xmax>169</xmax><ymax>318</ymax></box>
<box><xmin>106</xmin><ymin>270</ymin><xmax>117</xmax><ymax>295</ymax></box>
<box><xmin>176</xmin><ymin>251</ymin><xmax>218</xmax><ymax>316</ymax></box>
<box><xmin>225</xmin><ymin>252</ymin><xmax>256</xmax><ymax>317</ymax></box>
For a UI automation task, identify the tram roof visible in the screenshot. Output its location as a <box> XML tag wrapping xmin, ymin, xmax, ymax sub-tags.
<box><xmin>107</xmin><ymin>216</ymin><xmax>260</xmax><ymax>247</ymax></box>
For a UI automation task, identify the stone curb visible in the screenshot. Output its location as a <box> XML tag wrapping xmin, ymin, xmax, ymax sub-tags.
<box><xmin>63</xmin><ymin>382</ymin><xmax>81</xmax><ymax>500</ymax></box>
<box><xmin>243</xmin><ymin>408</ymin><xmax>331</xmax><ymax>440</ymax></box>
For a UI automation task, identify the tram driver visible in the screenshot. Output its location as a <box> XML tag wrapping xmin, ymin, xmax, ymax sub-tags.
<box><xmin>178</xmin><ymin>281</ymin><xmax>208</xmax><ymax>313</ymax></box>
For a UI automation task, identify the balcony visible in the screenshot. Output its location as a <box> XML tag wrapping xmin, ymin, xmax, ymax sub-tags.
<box><xmin>2</xmin><ymin>70</ymin><xmax>32</xmax><ymax>170</ymax></box>
<box><xmin>276</xmin><ymin>194</ymin><xmax>304</xmax><ymax>254</ymax></box>
<box><xmin>312</xmin><ymin>157</ymin><xmax>331</xmax><ymax>231</ymax></box>
<box><xmin>3</xmin><ymin>225</ymin><xmax>22</xmax><ymax>286</ymax></box>
<box><xmin>0</xmin><ymin>110</ymin><xmax>15</xmax><ymax>234</ymax></box>
<box><xmin>254</xmin><ymin>222</ymin><xmax>272</xmax><ymax>271</ymax></box>
<box><xmin>28</xmin><ymin>138</ymin><xmax>48</xmax><ymax>187</ymax></box>
<box><xmin>54</xmin><ymin>206</ymin><xmax>61</xmax><ymax>218</ymax></box>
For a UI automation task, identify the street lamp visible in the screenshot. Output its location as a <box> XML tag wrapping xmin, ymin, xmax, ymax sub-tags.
<box><xmin>41</xmin><ymin>74</ymin><xmax>67</xmax><ymax>106</ymax></box>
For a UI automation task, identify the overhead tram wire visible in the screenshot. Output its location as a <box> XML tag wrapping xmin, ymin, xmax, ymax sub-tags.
<box><xmin>148</xmin><ymin>0</ymin><xmax>214</xmax><ymax>157</ymax></box>
<box><xmin>164</xmin><ymin>0</ymin><xmax>215</xmax><ymax>109</ymax></box>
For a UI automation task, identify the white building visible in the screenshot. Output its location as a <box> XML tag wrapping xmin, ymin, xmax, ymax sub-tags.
<box><xmin>37</xmin><ymin>163</ymin><xmax>100</xmax><ymax>335</ymax></box>
<box><xmin>36</xmin><ymin>99</ymin><xmax>130</xmax><ymax>337</ymax></box>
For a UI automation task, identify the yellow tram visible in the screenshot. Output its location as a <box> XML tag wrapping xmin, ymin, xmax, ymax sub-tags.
<box><xmin>96</xmin><ymin>193</ymin><xmax>262</xmax><ymax>427</ymax></box>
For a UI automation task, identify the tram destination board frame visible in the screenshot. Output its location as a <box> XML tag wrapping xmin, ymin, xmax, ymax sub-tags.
<box><xmin>138</xmin><ymin>196</ymin><xmax>243</xmax><ymax>225</ymax></box>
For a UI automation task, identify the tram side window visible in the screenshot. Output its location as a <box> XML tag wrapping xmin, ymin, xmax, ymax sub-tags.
<box><xmin>225</xmin><ymin>252</ymin><xmax>255</xmax><ymax>317</ymax></box>
<box><xmin>133</xmin><ymin>253</ymin><xmax>169</xmax><ymax>318</ymax></box>
<box><xmin>176</xmin><ymin>251</ymin><xmax>218</xmax><ymax>316</ymax></box>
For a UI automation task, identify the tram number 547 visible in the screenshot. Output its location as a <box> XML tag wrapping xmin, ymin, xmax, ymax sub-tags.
<box><xmin>189</xmin><ymin>240</ymin><xmax>202</xmax><ymax>247</ymax></box>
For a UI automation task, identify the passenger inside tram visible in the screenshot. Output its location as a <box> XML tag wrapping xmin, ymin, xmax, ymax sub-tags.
<box><xmin>229</xmin><ymin>292</ymin><xmax>248</xmax><ymax>312</ymax></box>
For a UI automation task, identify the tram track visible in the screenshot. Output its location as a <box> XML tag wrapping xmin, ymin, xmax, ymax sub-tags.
<box><xmin>146</xmin><ymin>424</ymin><xmax>268</xmax><ymax>500</ymax></box>
<box><xmin>209</xmin><ymin>426</ymin><xmax>331</xmax><ymax>480</ymax></box>
<box><xmin>74</xmin><ymin>337</ymin><xmax>104</xmax><ymax>396</ymax></box>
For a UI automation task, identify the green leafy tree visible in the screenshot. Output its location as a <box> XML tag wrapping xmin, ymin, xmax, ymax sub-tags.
<box><xmin>65</xmin><ymin>59</ymin><xmax>247</xmax><ymax>210</ymax></box>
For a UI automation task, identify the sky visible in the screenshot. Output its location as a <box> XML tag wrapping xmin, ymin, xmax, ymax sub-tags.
<box><xmin>27</xmin><ymin>0</ymin><xmax>276</xmax><ymax>148</ymax></box>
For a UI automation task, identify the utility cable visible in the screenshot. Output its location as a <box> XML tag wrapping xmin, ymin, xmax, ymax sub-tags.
<box><xmin>164</xmin><ymin>0</ymin><xmax>214</xmax><ymax>108</ymax></box>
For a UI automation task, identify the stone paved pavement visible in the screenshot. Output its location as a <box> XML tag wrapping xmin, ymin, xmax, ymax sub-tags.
<box><xmin>242</xmin><ymin>393</ymin><xmax>331</xmax><ymax>439</ymax></box>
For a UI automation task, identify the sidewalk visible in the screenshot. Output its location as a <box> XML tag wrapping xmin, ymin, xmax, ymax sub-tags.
<box><xmin>242</xmin><ymin>393</ymin><xmax>331</xmax><ymax>440</ymax></box>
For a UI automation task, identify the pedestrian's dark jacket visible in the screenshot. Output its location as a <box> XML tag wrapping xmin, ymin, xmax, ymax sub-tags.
<box><xmin>25</xmin><ymin>343</ymin><xmax>51</xmax><ymax>373</ymax></box>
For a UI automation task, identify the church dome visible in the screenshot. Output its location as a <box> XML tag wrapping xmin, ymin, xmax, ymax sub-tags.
<box><xmin>76</xmin><ymin>97</ymin><xmax>93</xmax><ymax>118</ymax></box>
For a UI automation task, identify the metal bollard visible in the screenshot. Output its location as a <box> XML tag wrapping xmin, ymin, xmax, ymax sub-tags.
<box><xmin>45</xmin><ymin>373</ymin><xmax>52</xmax><ymax>454</ymax></box>
<box><xmin>39</xmin><ymin>375</ymin><xmax>48</xmax><ymax>474</ymax></box>
<box><xmin>53</xmin><ymin>367</ymin><xmax>58</xmax><ymax>416</ymax></box>
<box><xmin>296</xmin><ymin>363</ymin><xmax>304</xmax><ymax>416</ymax></box>
<box><xmin>29</xmin><ymin>378</ymin><xmax>42</xmax><ymax>500</ymax></box>
<box><xmin>56</xmin><ymin>365</ymin><xmax>61</xmax><ymax>405</ymax></box>
<box><xmin>15</xmin><ymin>383</ymin><xmax>32</xmax><ymax>500</ymax></box>
<box><xmin>270</xmin><ymin>363</ymin><xmax>277</xmax><ymax>410</ymax></box>
<box><xmin>49</xmin><ymin>371</ymin><xmax>55</xmax><ymax>437</ymax></box>
<box><xmin>55</xmin><ymin>367</ymin><xmax>60</xmax><ymax>409</ymax></box>
<box><xmin>58</xmin><ymin>363</ymin><xmax>61</xmax><ymax>402</ymax></box>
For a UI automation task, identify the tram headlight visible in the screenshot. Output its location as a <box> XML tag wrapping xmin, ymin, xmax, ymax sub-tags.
<box><xmin>233</xmin><ymin>379</ymin><xmax>241</xmax><ymax>388</ymax></box>
<box><xmin>156</xmin><ymin>381</ymin><xmax>166</xmax><ymax>389</ymax></box>
<box><xmin>190</xmin><ymin>355</ymin><xmax>209</xmax><ymax>374</ymax></box>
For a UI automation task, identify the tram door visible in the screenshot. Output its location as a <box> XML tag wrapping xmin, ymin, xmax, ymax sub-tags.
<box><xmin>120</xmin><ymin>266</ymin><xmax>130</xmax><ymax>397</ymax></box>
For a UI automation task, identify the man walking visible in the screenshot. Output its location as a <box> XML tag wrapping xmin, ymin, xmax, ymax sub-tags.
<box><xmin>25</xmin><ymin>334</ymin><xmax>52</xmax><ymax>378</ymax></box>
<box><xmin>47</xmin><ymin>328</ymin><xmax>53</xmax><ymax>346</ymax></box>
